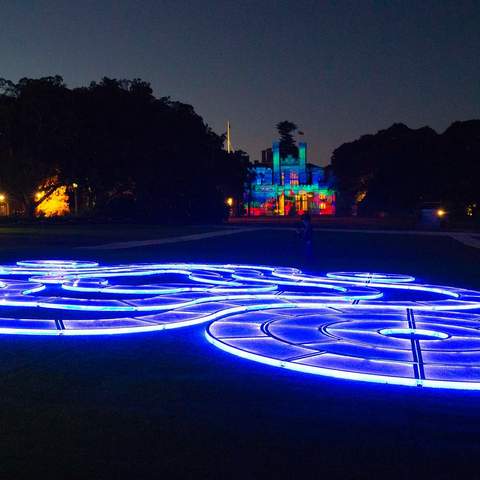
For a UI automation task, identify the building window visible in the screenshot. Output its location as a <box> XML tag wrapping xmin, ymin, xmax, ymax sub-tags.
<box><xmin>290</xmin><ymin>171</ymin><xmax>299</xmax><ymax>186</ymax></box>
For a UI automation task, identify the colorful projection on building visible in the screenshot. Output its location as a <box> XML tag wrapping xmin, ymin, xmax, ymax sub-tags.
<box><xmin>1</xmin><ymin>260</ymin><xmax>480</xmax><ymax>390</ymax></box>
<box><xmin>247</xmin><ymin>141</ymin><xmax>335</xmax><ymax>216</ymax></box>
<box><xmin>249</xmin><ymin>184</ymin><xmax>335</xmax><ymax>216</ymax></box>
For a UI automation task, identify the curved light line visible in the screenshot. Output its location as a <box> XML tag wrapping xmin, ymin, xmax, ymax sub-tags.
<box><xmin>379</xmin><ymin>328</ymin><xmax>449</xmax><ymax>339</ymax></box>
<box><xmin>205</xmin><ymin>331</ymin><xmax>480</xmax><ymax>391</ymax></box>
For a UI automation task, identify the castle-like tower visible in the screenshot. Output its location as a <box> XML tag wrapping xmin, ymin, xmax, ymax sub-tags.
<box><xmin>246</xmin><ymin>141</ymin><xmax>335</xmax><ymax>216</ymax></box>
<box><xmin>272</xmin><ymin>142</ymin><xmax>307</xmax><ymax>185</ymax></box>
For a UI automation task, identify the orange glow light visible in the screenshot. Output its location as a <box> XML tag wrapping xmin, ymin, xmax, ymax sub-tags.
<box><xmin>36</xmin><ymin>186</ymin><xmax>70</xmax><ymax>217</ymax></box>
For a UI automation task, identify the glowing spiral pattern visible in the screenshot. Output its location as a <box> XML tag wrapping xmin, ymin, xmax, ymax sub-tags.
<box><xmin>207</xmin><ymin>308</ymin><xmax>480</xmax><ymax>390</ymax></box>
<box><xmin>0</xmin><ymin>260</ymin><xmax>384</xmax><ymax>335</ymax></box>
<box><xmin>1</xmin><ymin>259</ymin><xmax>480</xmax><ymax>390</ymax></box>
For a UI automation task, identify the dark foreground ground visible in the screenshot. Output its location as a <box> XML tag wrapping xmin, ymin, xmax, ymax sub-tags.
<box><xmin>0</xmin><ymin>224</ymin><xmax>480</xmax><ymax>479</ymax></box>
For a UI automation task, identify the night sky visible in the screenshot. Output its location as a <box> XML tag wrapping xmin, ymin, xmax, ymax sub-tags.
<box><xmin>1</xmin><ymin>0</ymin><xmax>479</xmax><ymax>165</ymax></box>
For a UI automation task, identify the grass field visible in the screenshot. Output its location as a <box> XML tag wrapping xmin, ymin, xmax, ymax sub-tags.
<box><xmin>1</xmin><ymin>224</ymin><xmax>479</xmax><ymax>478</ymax></box>
<box><xmin>0</xmin><ymin>224</ymin><xmax>224</xmax><ymax>254</ymax></box>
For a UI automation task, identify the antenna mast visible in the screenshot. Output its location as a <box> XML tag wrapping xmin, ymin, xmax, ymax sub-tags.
<box><xmin>226</xmin><ymin>121</ymin><xmax>234</xmax><ymax>154</ymax></box>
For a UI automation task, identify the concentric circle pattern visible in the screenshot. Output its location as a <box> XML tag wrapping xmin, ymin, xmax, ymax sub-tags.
<box><xmin>1</xmin><ymin>259</ymin><xmax>480</xmax><ymax>390</ymax></box>
<box><xmin>0</xmin><ymin>260</ymin><xmax>382</xmax><ymax>334</ymax></box>
<box><xmin>207</xmin><ymin>308</ymin><xmax>480</xmax><ymax>390</ymax></box>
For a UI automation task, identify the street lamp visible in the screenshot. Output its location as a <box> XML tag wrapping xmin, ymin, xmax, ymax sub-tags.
<box><xmin>72</xmin><ymin>183</ymin><xmax>79</xmax><ymax>215</ymax></box>
<box><xmin>72</xmin><ymin>182</ymin><xmax>78</xmax><ymax>216</ymax></box>
<box><xmin>226</xmin><ymin>197</ymin><xmax>234</xmax><ymax>217</ymax></box>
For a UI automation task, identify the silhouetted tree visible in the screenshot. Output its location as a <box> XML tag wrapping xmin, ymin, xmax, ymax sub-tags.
<box><xmin>331</xmin><ymin>121</ymin><xmax>480</xmax><ymax>217</ymax></box>
<box><xmin>276</xmin><ymin>120</ymin><xmax>298</xmax><ymax>158</ymax></box>
<box><xmin>0</xmin><ymin>76</ymin><xmax>75</xmax><ymax>216</ymax></box>
<box><xmin>0</xmin><ymin>76</ymin><xmax>248</xmax><ymax>222</ymax></box>
<box><xmin>440</xmin><ymin>120</ymin><xmax>480</xmax><ymax>208</ymax></box>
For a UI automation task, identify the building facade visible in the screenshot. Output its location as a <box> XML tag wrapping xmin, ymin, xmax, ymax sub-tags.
<box><xmin>246</xmin><ymin>142</ymin><xmax>335</xmax><ymax>216</ymax></box>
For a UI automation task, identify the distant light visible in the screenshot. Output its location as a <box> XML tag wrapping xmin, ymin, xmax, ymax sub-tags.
<box><xmin>72</xmin><ymin>183</ymin><xmax>78</xmax><ymax>189</ymax></box>
<box><xmin>0</xmin><ymin>194</ymin><xmax>5</xmax><ymax>202</ymax></box>
<box><xmin>226</xmin><ymin>197</ymin><xmax>233</xmax><ymax>207</ymax></box>
<box><xmin>35</xmin><ymin>192</ymin><xmax>43</xmax><ymax>201</ymax></box>
<box><xmin>437</xmin><ymin>209</ymin><xmax>446</xmax><ymax>217</ymax></box>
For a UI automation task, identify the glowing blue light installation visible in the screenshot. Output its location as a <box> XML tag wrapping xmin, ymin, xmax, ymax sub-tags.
<box><xmin>326</xmin><ymin>272</ymin><xmax>415</xmax><ymax>283</ymax></box>
<box><xmin>207</xmin><ymin>308</ymin><xmax>480</xmax><ymax>390</ymax></box>
<box><xmin>1</xmin><ymin>260</ymin><xmax>480</xmax><ymax>390</ymax></box>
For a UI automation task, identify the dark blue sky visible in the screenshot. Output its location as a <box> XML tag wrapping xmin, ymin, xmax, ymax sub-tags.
<box><xmin>1</xmin><ymin>0</ymin><xmax>479</xmax><ymax>164</ymax></box>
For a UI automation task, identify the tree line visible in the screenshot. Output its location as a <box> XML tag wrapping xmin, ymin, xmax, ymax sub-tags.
<box><xmin>331</xmin><ymin>121</ymin><xmax>480</xmax><ymax>218</ymax></box>
<box><xmin>0</xmin><ymin>76</ymin><xmax>249</xmax><ymax>222</ymax></box>
<box><xmin>2</xmin><ymin>76</ymin><xmax>477</xmax><ymax>222</ymax></box>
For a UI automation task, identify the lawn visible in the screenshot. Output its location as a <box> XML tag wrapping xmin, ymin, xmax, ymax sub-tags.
<box><xmin>0</xmin><ymin>225</ymin><xmax>479</xmax><ymax>478</ymax></box>
<box><xmin>0</xmin><ymin>223</ymin><xmax>225</xmax><ymax>256</ymax></box>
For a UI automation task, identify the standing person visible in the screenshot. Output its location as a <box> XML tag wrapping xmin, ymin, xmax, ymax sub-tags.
<box><xmin>297</xmin><ymin>212</ymin><xmax>314</xmax><ymax>267</ymax></box>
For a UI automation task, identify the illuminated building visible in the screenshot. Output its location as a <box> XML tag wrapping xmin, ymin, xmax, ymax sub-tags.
<box><xmin>247</xmin><ymin>142</ymin><xmax>335</xmax><ymax>216</ymax></box>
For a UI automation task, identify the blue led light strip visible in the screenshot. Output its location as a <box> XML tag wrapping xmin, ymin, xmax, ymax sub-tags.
<box><xmin>0</xmin><ymin>261</ymin><xmax>479</xmax><ymax>391</ymax></box>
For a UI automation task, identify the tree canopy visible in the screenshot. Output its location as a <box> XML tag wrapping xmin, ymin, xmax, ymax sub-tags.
<box><xmin>331</xmin><ymin>121</ymin><xmax>480</xmax><ymax>217</ymax></box>
<box><xmin>276</xmin><ymin>120</ymin><xmax>298</xmax><ymax>159</ymax></box>
<box><xmin>0</xmin><ymin>76</ymin><xmax>248</xmax><ymax>221</ymax></box>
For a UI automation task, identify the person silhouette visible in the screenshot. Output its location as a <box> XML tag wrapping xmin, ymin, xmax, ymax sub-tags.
<box><xmin>297</xmin><ymin>212</ymin><xmax>314</xmax><ymax>267</ymax></box>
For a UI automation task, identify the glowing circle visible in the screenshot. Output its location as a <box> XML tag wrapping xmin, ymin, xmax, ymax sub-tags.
<box><xmin>0</xmin><ymin>260</ymin><xmax>385</xmax><ymax>335</ymax></box>
<box><xmin>326</xmin><ymin>272</ymin><xmax>415</xmax><ymax>283</ymax></box>
<box><xmin>1</xmin><ymin>259</ymin><xmax>480</xmax><ymax>390</ymax></box>
<box><xmin>379</xmin><ymin>328</ymin><xmax>449</xmax><ymax>340</ymax></box>
<box><xmin>207</xmin><ymin>308</ymin><xmax>480</xmax><ymax>390</ymax></box>
<box><xmin>16</xmin><ymin>260</ymin><xmax>99</xmax><ymax>269</ymax></box>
